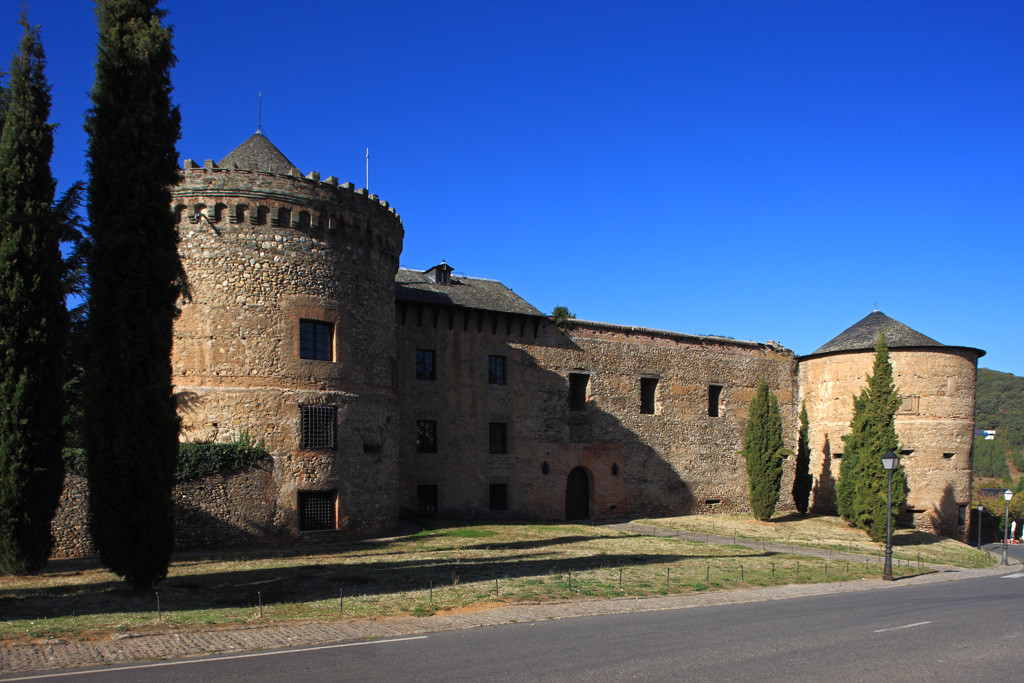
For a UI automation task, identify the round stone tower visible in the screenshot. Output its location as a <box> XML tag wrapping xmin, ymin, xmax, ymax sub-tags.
<box><xmin>798</xmin><ymin>311</ymin><xmax>984</xmax><ymax>536</ymax></box>
<box><xmin>170</xmin><ymin>132</ymin><xmax>404</xmax><ymax>539</ymax></box>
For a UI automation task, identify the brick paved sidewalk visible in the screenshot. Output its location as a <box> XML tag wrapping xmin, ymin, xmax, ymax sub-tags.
<box><xmin>2</xmin><ymin>526</ymin><xmax>1016</xmax><ymax>676</ymax></box>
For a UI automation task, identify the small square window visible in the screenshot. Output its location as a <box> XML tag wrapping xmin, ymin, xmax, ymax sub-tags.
<box><xmin>416</xmin><ymin>420</ymin><xmax>438</xmax><ymax>453</ymax></box>
<box><xmin>300</xmin><ymin>320</ymin><xmax>333</xmax><ymax>361</ymax></box>
<box><xmin>833</xmin><ymin>452</ymin><xmax>843</xmax><ymax>460</ymax></box>
<box><xmin>640</xmin><ymin>377</ymin><xmax>658</xmax><ymax>414</ymax></box>
<box><xmin>489</xmin><ymin>422</ymin><xmax>508</xmax><ymax>454</ymax></box>
<box><xmin>417</xmin><ymin>484</ymin><xmax>438</xmax><ymax>514</ymax></box>
<box><xmin>489</xmin><ymin>483</ymin><xmax>508</xmax><ymax>511</ymax></box>
<box><xmin>298</xmin><ymin>490</ymin><xmax>337</xmax><ymax>531</ymax></box>
<box><xmin>708</xmin><ymin>385</ymin><xmax>723</xmax><ymax>417</ymax></box>
<box><xmin>943</xmin><ymin>452</ymin><xmax>955</xmax><ymax>459</ymax></box>
<box><xmin>569</xmin><ymin>373</ymin><xmax>589</xmax><ymax>412</ymax></box>
<box><xmin>488</xmin><ymin>355</ymin><xmax>506</xmax><ymax>385</ymax></box>
<box><xmin>415</xmin><ymin>349</ymin><xmax>436</xmax><ymax>380</ymax></box>
<box><xmin>300</xmin><ymin>405</ymin><xmax>336</xmax><ymax>450</ymax></box>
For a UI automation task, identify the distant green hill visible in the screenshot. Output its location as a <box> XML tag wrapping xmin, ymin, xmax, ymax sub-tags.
<box><xmin>974</xmin><ymin>368</ymin><xmax>1024</xmax><ymax>479</ymax></box>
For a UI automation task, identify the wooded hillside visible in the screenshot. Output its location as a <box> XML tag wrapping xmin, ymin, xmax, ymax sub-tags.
<box><xmin>973</xmin><ymin>368</ymin><xmax>1024</xmax><ymax>479</ymax></box>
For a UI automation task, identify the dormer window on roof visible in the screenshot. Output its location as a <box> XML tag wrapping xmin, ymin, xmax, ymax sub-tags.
<box><xmin>426</xmin><ymin>261</ymin><xmax>454</xmax><ymax>285</ymax></box>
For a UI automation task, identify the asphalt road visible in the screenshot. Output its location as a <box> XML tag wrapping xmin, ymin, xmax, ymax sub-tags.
<box><xmin>11</xmin><ymin>570</ymin><xmax>1023</xmax><ymax>683</ymax></box>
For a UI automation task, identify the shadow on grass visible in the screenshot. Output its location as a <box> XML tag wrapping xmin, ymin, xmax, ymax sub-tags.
<box><xmin>0</xmin><ymin>536</ymin><xmax>777</xmax><ymax>622</ymax></box>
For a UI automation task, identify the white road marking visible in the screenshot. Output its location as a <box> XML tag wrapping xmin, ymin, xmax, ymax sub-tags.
<box><xmin>2</xmin><ymin>635</ymin><xmax>429</xmax><ymax>681</ymax></box>
<box><xmin>1000</xmin><ymin>572</ymin><xmax>1024</xmax><ymax>578</ymax></box>
<box><xmin>874</xmin><ymin>620</ymin><xmax>932</xmax><ymax>633</ymax></box>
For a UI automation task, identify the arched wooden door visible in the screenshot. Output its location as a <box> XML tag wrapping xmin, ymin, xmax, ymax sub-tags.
<box><xmin>565</xmin><ymin>466</ymin><xmax>591</xmax><ymax>520</ymax></box>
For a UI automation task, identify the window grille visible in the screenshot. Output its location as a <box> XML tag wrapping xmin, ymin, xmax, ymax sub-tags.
<box><xmin>415</xmin><ymin>349</ymin><xmax>436</xmax><ymax>380</ymax></box>
<box><xmin>300</xmin><ymin>320</ymin><xmax>333</xmax><ymax>361</ymax></box>
<box><xmin>416</xmin><ymin>420</ymin><xmax>438</xmax><ymax>453</ymax></box>
<box><xmin>298</xmin><ymin>490</ymin><xmax>337</xmax><ymax>531</ymax></box>
<box><xmin>417</xmin><ymin>484</ymin><xmax>438</xmax><ymax>514</ymax></box>
<box><xmin>301</xmin><ymin>405</ymin><xmax>336</xmax><ymax>450</ymax></box>
<box><xmin>488</xmin><ymin>355</ymin><xmax>506</xmax><ymax>385</ymax></box>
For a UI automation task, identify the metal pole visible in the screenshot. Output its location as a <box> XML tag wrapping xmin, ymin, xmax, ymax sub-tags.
<box><xmin>883</xmin><ymin>468</ymin><xmax>894</xmax><ymax>581</ymax></box>
<box><xmin>1003</xmin><ymin>500</ymin><xmax>1010</xmax><ymax>566</ymax></box>
<box><xmin>977</xmin><ymin>504</ymin><xmax>983</xmax><ymax>548</ymax></box>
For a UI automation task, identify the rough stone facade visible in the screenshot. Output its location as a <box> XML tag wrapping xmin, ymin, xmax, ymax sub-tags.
<box><xmin>47</xmin><ymin>134</ymin><xmax>983</xmax><ymax>557</ymax></box>
<box><xmin>799</xmin><ymin>347</ymin><xmax>978</xmax><ymax>535</ymax></box>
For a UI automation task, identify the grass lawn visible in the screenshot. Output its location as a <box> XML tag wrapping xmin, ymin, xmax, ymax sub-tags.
<box><xmin>638</xmin><ymin>513</ymin><xmax>996</xmax><ymax>568</ymax></box>
<box><xmin>0</xmin><ymin>517</ymin><xmax>970</xmax><ymax>642</ymax></box>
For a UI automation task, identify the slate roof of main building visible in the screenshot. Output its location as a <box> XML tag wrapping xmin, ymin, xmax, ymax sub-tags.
<box><xmin>219</xmin><ymin>132</ymin><xmax>300</xmax><ymax>174</ymax></box>
<box><xmin>395</xmin><ymin>268</ymin><xmax>544</xmax><ymax>317</ymax></box>
<box><xmin>810</xmin><ymin>310</ymin><xmax>943</xmax><ymax>354</ymax></box>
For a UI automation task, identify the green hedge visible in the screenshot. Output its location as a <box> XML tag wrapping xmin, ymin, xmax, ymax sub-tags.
<box><xmin>62</xmin><ymin>441</ymin><xmax>271</xmax><ymax>482</ymax></box>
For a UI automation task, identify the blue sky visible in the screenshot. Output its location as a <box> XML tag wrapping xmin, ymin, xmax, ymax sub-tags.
<box><xmin>3</xmin><ymin>0</ymin><xmax>1022</xmax><ymax>374</ymax></box>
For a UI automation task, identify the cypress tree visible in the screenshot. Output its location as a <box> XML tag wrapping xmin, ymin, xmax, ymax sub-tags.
<box><xmin>792</xmin><ymin>401</ymin><xmax>813</xmax><ymax>515</ymax></box>
<box><xmin>83</xmin><ymin>0</ymin><xmax>183</xmax><ymax>588</ymax></box>
<box><xmin>0</xmin><ymin>16</ymin><xmax>67</xmax><ymax>574</ymax></box>
<box><xmin>838</xmin><ymin>334</ymin><xmax>906</xmax><ymax>541</ymax></box>
<box><xmin>742</xmin><ymin>379</ymin><xmax>785</xmax><ymax>521</ymax></box>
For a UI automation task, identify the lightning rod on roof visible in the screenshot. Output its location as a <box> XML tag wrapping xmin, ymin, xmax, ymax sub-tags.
<box><xmin>257</xmin><ymin>91</ymin><xmax>263</xmax><ymax>135</ymax></box>
<box><xmin>366</xmin><ymin>147</ymin><xmax>370</xmax><ymax>192</ymax></box>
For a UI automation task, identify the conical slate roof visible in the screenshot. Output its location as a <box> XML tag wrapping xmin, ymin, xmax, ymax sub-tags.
<box><xmin>219</xmin><ymin>131</ymin><xmax>300</xmax><ymax>174</ymax></box>
<box><xmin>811</xmin><ymin>311</ymin><xmax>942</xmax><ymax>355</ymax></box>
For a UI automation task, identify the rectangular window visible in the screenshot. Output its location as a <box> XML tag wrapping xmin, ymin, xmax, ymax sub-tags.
<box><xmin>299</xmin><ymin>320</ymin><xmax>333</xmax><ymax>361</ymax></box>
<box><xmin>300</xmin><ymin>405</ymin><xmax>336</xmax><ymax>450</ymax></box>
<box><xmin>298</xmin><ymin>490</ymin><xmax>337</xmax><ymax>530</ymax></box>
<box><xmin>489</xmin><ymin>422</ymin><xmax>508</xmax><ymax>454</ymax></box>
<box><xmin>943</xmin><ymin>452</ymin><xmax>955</xmax><ymax>459</ymax></box>
<box><xmin>569</xmin><ymin>373</ymin><xmax>589</xmax><ymax>412</ymax></box>
<box><xmin>640</xmin><ymin>377</ymin><xmax>658</xmax><ymax>414</ymax></box>
<box><xmin>415</xmin><ymin>349</ymin><xmax>436</xmax><ymax>380</ymax></box>
<box><xmin>708</xmin><ymin>385</ymin><xmax>723</xmax><ymax>417</ymax></box>
<box><xmin>417</xmin><ymin>484</ymin><xmax>438</xmax><ymax>514</ymax></box>
<box><xmin>488</xmin><ymin>355</ymin><xmax>506</xmax><ymax>385</ymax></box>
<box><xmin>416</xmin><ymin>420</ymin><xmax>438</xmax><ymax>453</ymax></box>
<box><xmin>489</xmin><ymin>483</ymin><xmax>508</xmax><ymax>511</ymax></box>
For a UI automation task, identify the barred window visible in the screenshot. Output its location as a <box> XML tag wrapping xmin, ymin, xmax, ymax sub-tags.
<box><xmin>300</xmin><ymin>320</ymin><xmax>333</xmax><ymax>361</ymax></box>
<box><xmin>301</xmin><ymin>405</ymin><xmax>336</xmax><ymax>450</ymax></box>
<box><xmin>298</xmin><ymin>490</ymin><xmax>337</xmax><ymax>531</ymax></box>
<box><xmin>416</xmin><ymin>420</ymin><xmax>438</xmax><ymax>453</ymax></box>
<box><xmin>488</xmin><ymin>355</ymin><xmax>506</xmax><ymax>385</ymax></box>
<box><xmin>417</xmin><ymin>484</ymin><xmax>438</xmax><ymax>514</ymax></box>
<box><xmin>415</xmin><ymin>349</ymin><xmax>436</xmax><ymax>380</ymax></box>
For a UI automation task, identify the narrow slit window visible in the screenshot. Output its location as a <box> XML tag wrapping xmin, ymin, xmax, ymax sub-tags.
<box><xmin>708</xmin><ymin>385</ymin><xmax>723</xmax><ymax>417</ymax></box>
<box><xmin>569</xmin><ymin>373</ymin><xmax>589</xmax><ymax>412</ymax></box>
<box><xmin>640</xmin><ymin>377</ymin><xmax>658</xmax><ymax>414</ymax></box>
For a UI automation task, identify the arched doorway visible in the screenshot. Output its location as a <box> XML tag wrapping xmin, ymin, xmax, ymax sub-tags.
<box><xmin>565</xmin><ymin>467</ymin><xmax>591</xmax><ymax>520</ymax></box>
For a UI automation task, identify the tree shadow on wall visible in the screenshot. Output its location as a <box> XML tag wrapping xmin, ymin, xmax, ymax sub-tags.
<box><xmin>811</xmin><ymin>434</ymin><xmax>836</xmax><ymax>513</ymax></box>
<box><xmin>926</xmin><ymin>483</ymin><xmax>960</xmax><ymax>538</ymax></box>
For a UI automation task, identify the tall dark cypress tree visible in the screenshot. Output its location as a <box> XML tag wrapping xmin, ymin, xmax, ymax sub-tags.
<box><xmin>0</xmin><ymin>16</ymin><xmax>67</xmax><ymax>574</ymax></box>
<box><xmin>837</xmin><ymin>334</ymin><xmax>906</xmax><ymax>541</ymax></box>
<box><xmin>791</xmin><ymin>401</ymin><xmax>813</xmax><ymax>515</ymax></box>
<box><xmin>742</xmin><ymin>379</ymin><xmax>785</xmax><ymax>521</ymax></box>
<box><xmin>83</xmin><ymin>0</ymin><xmax>183</xmax><ymax>588</ymax></box>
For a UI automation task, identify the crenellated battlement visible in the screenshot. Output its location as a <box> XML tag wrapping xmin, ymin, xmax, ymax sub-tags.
<box><xmin>172</xmin><ymin>159</ymin><xmax>404</xmax><ymax>259</ymax></box>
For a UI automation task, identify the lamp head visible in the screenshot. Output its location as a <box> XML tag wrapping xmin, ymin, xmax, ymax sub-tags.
<box><xmin>1005</xmin><ymin>489</ymin><xmax>1013</xmax><ymax>502</ymax></box>
<box><xmin>881</xmin><ymin>451</ymin><xmax>899</xmax><ymax>471</ymax></box>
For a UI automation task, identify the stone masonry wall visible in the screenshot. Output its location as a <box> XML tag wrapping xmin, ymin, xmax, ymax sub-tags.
<box><xmin>397</xmin><ymin>311</ymin><xmax>800</xmax><ymax>521</ymax></box>
<box><xmin>170</xmin><ymin>164</ymin><xmax>403</xmax><ymax>541</ymax></box>
<box><xmin>799</xmin><ymin>347</ymin><xmax>978</xmax><ymax>535</ymax></box>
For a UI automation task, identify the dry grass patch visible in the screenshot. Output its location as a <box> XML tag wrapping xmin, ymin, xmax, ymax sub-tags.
<box><xmin>0</xmin><ymin>521</ymin><xmax>929</xmax><ymax>642</ymax></box>
<box><xmin>638</xmin><ymin>513</ymin><xmax>995</xmax><ymax>568</ymax></box>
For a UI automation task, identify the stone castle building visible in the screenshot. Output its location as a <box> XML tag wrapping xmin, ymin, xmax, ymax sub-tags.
<box><xmin>50</xmin><ymin>133</ymin><xmax>985</xmax><ymax>555</ymax></box>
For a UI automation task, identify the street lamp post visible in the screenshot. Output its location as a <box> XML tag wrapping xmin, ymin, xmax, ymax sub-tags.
<box><xmin>977</xmin><ymin>503</ymin><xmax>983</xmax><ymax>548</ymax></box>
<box><xmin>1002</xmin><ymin>489</ymin><xmax>1013</xmax><ymax>566</ymax></box>
<box><xmin>881</xmin><ymin>451</ymin><xmax>899</xmax><ymax>581</ymax></box>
